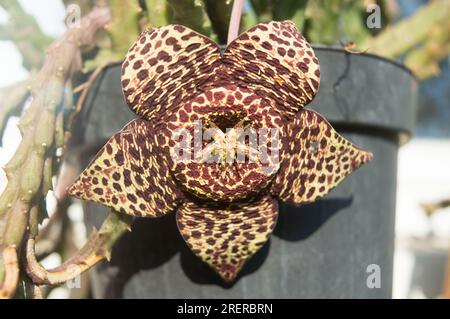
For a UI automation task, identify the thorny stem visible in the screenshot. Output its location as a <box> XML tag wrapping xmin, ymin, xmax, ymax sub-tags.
<box><xmin>24</xmin><ymin>278</ymin><xmax>43</xmax><ymax>299</ymax></box>
<box><xmin>33</xmin><ymin>201</ymin><xmax>67</xmax><ymax>260</ymax></box>
<box><xmin>0</xmin><ymin>6</ymin><xmax>112</xmax><ymax>298</ymax></box>
<box><xmin>67</xmin><ymin>61</ymin><xmax>118</xmax><ymax>138</ymax></box>
<box><xmin>227</xmin><ymin>0</ymin><xmax>244</xmax><ymax>44</ymax></box>
<box><xmin>25</xmin><ymin>210</ymin><xmax>132</xmax><ymax>286</ymax></box>
<box><xmin>0</xmin><ymin>245</ymin><xmax>19</xmax><ymax>299</ymax></box>
<box><xmin>21</xmin><ymin>206</ymin><xmax>42</xmax><ymax>299</ymax></box>
<box><xmin>34</xmin><ymin>162</ymin><xmax>78</xmax><ymax>260</ymax></box>
<box><xmin>363</xmin><ymin>0</ymin><xmax>450</xmax><ymax>79</ymax></box>
<box><xmin>421</xmin><ymin>199</ymin><xmax>450</xmax><ymax>217</ymax></box>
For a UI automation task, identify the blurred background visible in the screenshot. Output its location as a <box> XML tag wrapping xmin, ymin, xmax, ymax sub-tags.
<box><xmin>0</xmin><ymin>0</ymin><xmax>449</xmax><ymax>298</ymax></box>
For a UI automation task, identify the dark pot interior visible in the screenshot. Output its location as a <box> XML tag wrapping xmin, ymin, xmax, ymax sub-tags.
<box><xmin>73</xmin><ymin>47</ymin><xmax>416</xmax><ymax>298</ymax></box>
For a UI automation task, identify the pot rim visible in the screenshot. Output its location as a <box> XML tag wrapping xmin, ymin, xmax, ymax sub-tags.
<box><xmin>80</xmin><ymin>47</ymin><xmax>417</xmax><ymax>145</ymax></box>
<box><xmin>311</xmin><ymin>45</ymin><xmax>416</xmax><ymax>79</ymax></box>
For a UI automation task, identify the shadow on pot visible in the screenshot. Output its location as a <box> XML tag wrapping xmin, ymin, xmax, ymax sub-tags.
<box><xmin>94</xmin><ymin>196</ymin><xmax>352</xmax><ymax>295</ymax></box>
<box><xmin>275</xmin><ymin>197</ymin><xmax>354</xmax><ymax>241</ymax></box>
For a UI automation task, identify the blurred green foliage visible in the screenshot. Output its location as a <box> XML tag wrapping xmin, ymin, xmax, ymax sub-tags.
<box><xmin>1</xmin><ymin>0</ymin><xmax>449</xmax><ymax>78</ymax></box>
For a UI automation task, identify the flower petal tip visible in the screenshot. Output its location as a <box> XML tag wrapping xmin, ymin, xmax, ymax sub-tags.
<box><xmin>353</xmin><ymin>149</ymin><xmax>373</xmax><ymax>170</ymax></box>
<box><xmin>66</xmin><ymin>178</ymin><xmax>85</xmax><ymax>200</ymax></box>
<box><xmin>216</xmin><ymin>263</ymin><xmax>241</xmax><ymax>283</ymax></box>
<box><xmin>65</xmin><ymin>182</ymin><xmax>77</xmax><ymax>197</ymax></box>
<box><xmin>363</xmin><ymin>151</ymin><xmax>373</xmax><ymax>163</ymax></box>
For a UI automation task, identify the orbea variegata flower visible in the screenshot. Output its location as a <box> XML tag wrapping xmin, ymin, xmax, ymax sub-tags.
<box><xmin>68</xmin><ymin>21</ymin><xmax>372</xmax><ymax>282</ymax></box>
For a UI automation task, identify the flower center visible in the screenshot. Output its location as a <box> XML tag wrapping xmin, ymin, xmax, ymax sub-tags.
<box><xmin>166</xmin><ymin>86</ymin><xmax>283</xmax><ymax>202</ymax></box>
<box><xmin>209</xmin><ymin>113</ymin><xmax>243</xmax><ymax>133</ymax></box>
<box><xmin>200</xmin><ymin>117</ymin><xmax>254</xmax><ymax>165</ymax></box>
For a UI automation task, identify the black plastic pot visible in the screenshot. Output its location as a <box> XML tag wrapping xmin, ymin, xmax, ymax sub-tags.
<box><xmin>74</xmin><ymin>47</ymin><xmax>416</xmax><ymax>298</ymax></box>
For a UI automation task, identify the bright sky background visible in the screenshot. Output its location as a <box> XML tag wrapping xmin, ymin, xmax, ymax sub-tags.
<box><xmin>0</xmin><ymin>0</ymin><xmax>66</xmax><ymax>87</ymax></box>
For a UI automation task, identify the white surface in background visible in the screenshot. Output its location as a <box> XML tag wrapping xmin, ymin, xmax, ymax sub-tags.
<box><xmin>393</xmin><ymin>138</ymin><xmax>450</xmax><ymax>299</ymax></box>
<box><xmin>0</xmin><ymin>118</ymin><xmax>22</xmax><ymax>194</ymax></box>
<box><xmin>0</xmin><ymin>42</ymin><xmax>28</xmax><ymax>87</ymax></box>
<box><xmin>392</xmin><ymin>249</ymin><xmax>415</xmax><ymax>298</ymax></box>
<box><xmin>19</xmin><ymin>0</ymin><xmax>66</xmax><ymax>38</ymax></box>
<box><xmin>0</xmin><ymin>6</ymin><xmax>27</xmax><ymax>86</ymax></box>
<box><xmin>0</xmin><ymin>0</ymin><xmax>66</xmax><ymax>87</ymax></box>
<box><xmin>395</xmin><ymin>139</ymin><xmax>450</xmax><ymax>240</ymax></box>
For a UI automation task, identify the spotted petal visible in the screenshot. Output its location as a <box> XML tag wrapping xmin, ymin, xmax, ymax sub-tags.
<box><xmin>223</xmin><ymin>20</ymin><xmax>320</xmax><ymax>117</ymax></box>
<box><xmin>271</xmin><ymin>109</ymin><xmax>372</xmax><ymax>204</ymax></box>
<box><xmin>176</xmin><ymin>195</ymin><xmax>278</xmax><ymax>282</ymax></box>
<box><xmin>121</xmin><ymin>25</ymin><xmax>222</xmax><ymax>122</ymax></box>
<box><xmin>68</xmin><ymin>119</ymin><xmax>184</xmax><ymax>217</ymax></box>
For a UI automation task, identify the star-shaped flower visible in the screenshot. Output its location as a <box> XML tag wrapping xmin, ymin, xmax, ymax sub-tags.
<box><xmin>68</xmin><ymin>21</ymin><xmax>372</xmax><ymax>282</ymax></box>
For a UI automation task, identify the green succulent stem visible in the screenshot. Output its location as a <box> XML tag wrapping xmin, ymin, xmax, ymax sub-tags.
<box><xmin>272</xmin><ymin>0</ymin><xmax>307</xmax><ymax>30</ymax></box>
<box><xmin>0</xmin><ymin>244</ymin><xmax>19</xmax><ymax>299</ymax></box>
<box><xmin>144</xmin><ymin>0</ymin><xmax>169</xmax><ymax>27</ymax></box>
<box><xmin>0</xmin><ymin>6</ymin><xmax>111</xmax><ymax>299</ymax></box>
<box><xmin>203</xmin><ymin>0</ymin><xmax>233</xmax><ymax>44</ymax></box>
<box><xmin>403</xmin><ymin>20</ymin><xmax>450</xmax><ymax>79</ymax></box>
<box><xmin>107</xmin><ymin>0</ymin><xmax>143</xmax><ymax>58</ymax></box>
<box><xmin>25</xmin><ymin>209</ymin><xmax>132</xmax><ymax>286</ymax></box>
<box><xmin>363</xmin><ymin>0</ymin><xmax>449</xmax><ymax>58</ymax></box>
<box><xmin>166</xmin><ymin>0</ymin><xmax>213</xmax><ymax>37</ymax></box>
<box><xmin>363</xmin><ymin>0</ymin><xmax>450</xmax><ymax>79</ymax></box>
